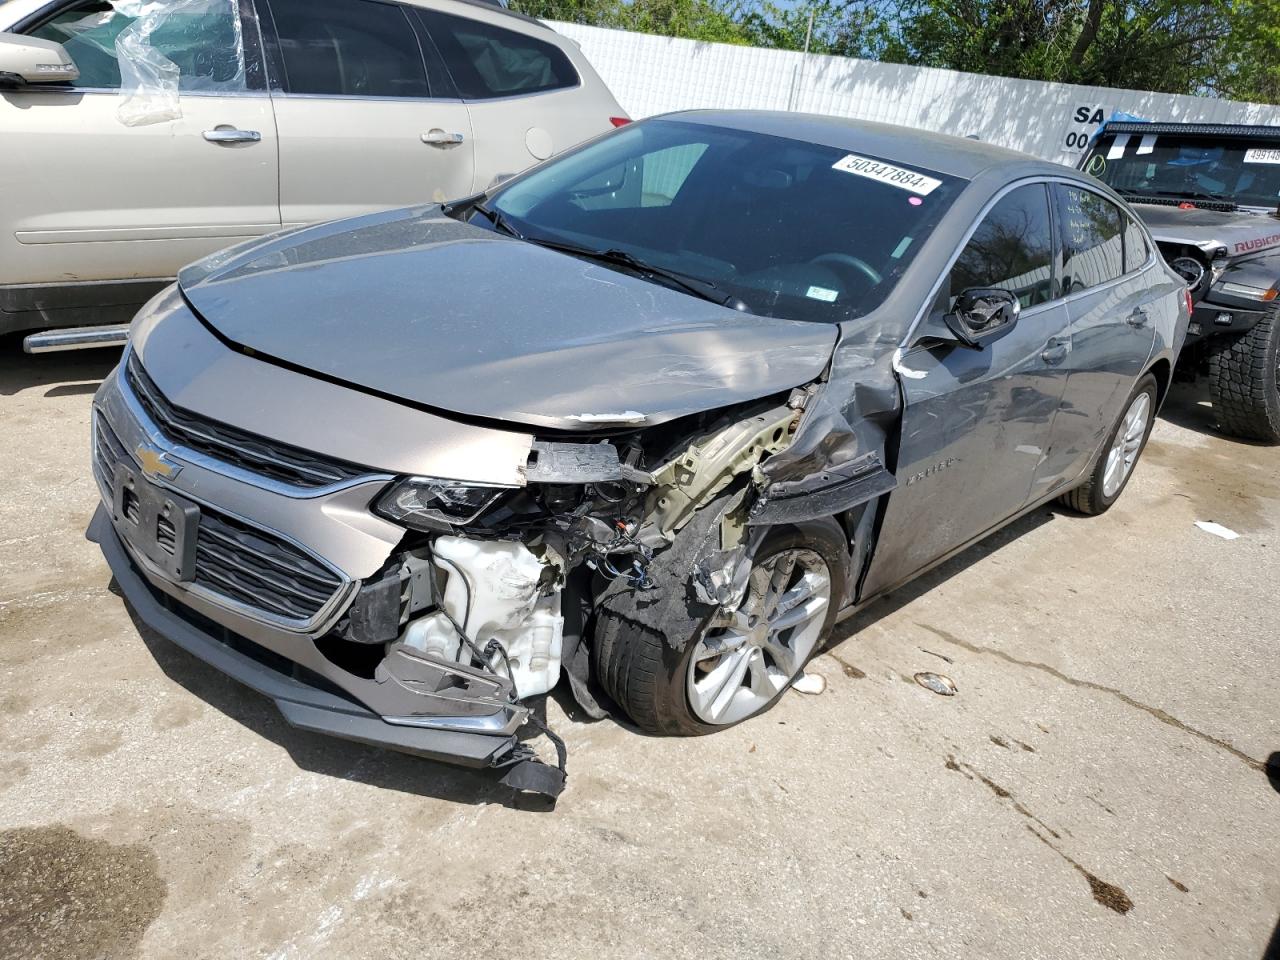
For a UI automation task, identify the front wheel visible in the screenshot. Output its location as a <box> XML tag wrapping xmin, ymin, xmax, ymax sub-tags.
<box><xmin>1206</xmin><ymin>308</ymin><xmax>1280</xmax><ymax>443</ymax></box>
<box><xmin>594</xmin><ymin>521</ymin><xmax>848</xmax><ymax>736</ymax></box>
<box><xmin>1059</xmin><ymin>373</ymin><xmax>1159</xmax><ymax>516</ymax></box>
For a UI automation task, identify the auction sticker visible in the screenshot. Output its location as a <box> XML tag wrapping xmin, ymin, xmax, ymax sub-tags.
<box><xmin>1244</xmin><ymin>148</ymin><xmax>1280</xmax><ymax>165</ymax></box>
<box><xmin>832</xmin><ymin>154</ymin><xmax>942</xmax><ymax>196</ymax></box>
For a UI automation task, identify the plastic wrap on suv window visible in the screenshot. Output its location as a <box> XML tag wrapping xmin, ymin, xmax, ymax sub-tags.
<box><xmin>109</xmin><ymin>0</ymin><xmax>245</xmax><ymax>126</ymax></box>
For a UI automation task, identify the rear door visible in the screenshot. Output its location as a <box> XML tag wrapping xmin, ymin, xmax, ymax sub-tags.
<box><xmin>2</xmin><ymin>0</ymin><xmax>279</xmax><ymax>288</ymax></box>
<box><xmin>259</xmin><ymin>0</ymin><xmax>475</xmax><ymax>225</ymax></box>
<box><xmin>862</xmin><ymin>182</ymin><xmax>1071</xmax><ymax>597</ymax></box>
<box><xmin>1040</xmin><ymin>185</ymin><xmax>1159</xmax><ymax>486</ymax></box>
<box><xmin>415</xmin><ymin>6</ymin><xmax>613</xmax><ymax>190</ymax></box>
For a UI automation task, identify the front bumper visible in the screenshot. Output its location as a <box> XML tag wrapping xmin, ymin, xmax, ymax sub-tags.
<box><xmin>88</xmin><ymin>349</ymin><xmax>532</xmax><ymax>771</ymax></box>
<box><xmin>1187</xmin><ymin>299</ymin><xmax>1269</xmax><ymax>343</ymax></box>
<box><xmin>90</xmin><ymin>507</ymin><xmax>522</xmax><ymax>767</ymax></box>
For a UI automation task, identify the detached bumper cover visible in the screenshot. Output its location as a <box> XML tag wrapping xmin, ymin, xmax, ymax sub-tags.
<box><xmin>89</xmin><ymin>506</ymin><xmax>519</xmax><ymax>769</ymax></box>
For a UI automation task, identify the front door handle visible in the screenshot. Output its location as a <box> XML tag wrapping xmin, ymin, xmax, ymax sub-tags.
<box><xmin>203</xmin><ymin>128</ymin><xmax>261</xmax><ymax>144</ymax></box>
<box><xmin>422</xmin><ymin>129</ymin><xmax>465</xmax><ymax>147</ymax></box>
<box><xmin>1041</xmin><ymin>338</ymin><xmax>1070</xmax><ymax>365</ymax></box>
<box><xmin>1126</xmin><ymin>307</ymin><xmax>1150</xmax><ymax>328</ymax></box>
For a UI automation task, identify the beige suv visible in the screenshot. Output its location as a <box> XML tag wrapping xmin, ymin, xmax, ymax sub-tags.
<box><xmin>0</xmin><ymin>0</ymin><xmax>626</xmax><ymax>342</ymax></box>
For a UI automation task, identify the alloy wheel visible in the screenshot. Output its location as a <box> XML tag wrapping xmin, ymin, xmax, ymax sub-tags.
<box><xmin>686</xmin><ymin>548</ymin><xmax>831</xmax><ymax>725</ymax></box>
<box><xmin>1102</xmin><ymin>391</ymin><xmax>1151</xmax><ymax>498</ymax></box>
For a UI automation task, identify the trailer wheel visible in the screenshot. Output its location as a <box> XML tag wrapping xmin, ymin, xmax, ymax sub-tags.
<box><xmin>1207</xmin><ymin>307</ymin><xmax>1280</xmax><ymax>444</ymax></box>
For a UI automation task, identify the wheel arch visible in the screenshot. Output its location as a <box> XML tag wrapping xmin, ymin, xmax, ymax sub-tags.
<box><xmin>1144</xmin><ymin>356</ymin><xmax>1173</xmax><ymax>410</ymax></box>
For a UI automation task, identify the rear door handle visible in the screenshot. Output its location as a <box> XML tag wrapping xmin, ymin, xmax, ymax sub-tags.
<box><xmin>1041</xmin><ymin>338</ymin><xmax>1070</xmax><ymax>365</ymax></box>
<box><xmin>203</xmin><ymin>129</ymin><xmax>261</xmax><ymax>144</ymax></box>
<box><xmin>1126</xmin><ymin>307</ymin><xmax>1150</xmax><ymax>328</ymax></box>
<box><xmin>422</xmin><ymin>129</ymin><xmax>465</xmax><ymax>147</ymax></box>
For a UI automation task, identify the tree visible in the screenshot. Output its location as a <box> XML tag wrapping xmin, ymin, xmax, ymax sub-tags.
<box><xmin>512</xmin><ymin>0</ymin><xmax>1280</xmax><ymax>103</ymax></box>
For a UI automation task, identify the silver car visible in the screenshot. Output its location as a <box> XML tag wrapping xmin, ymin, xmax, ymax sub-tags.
<box><xmin>88</xmin><ymin>112</ymin><xmax>1189</xmax><ymax>797</ymax></box>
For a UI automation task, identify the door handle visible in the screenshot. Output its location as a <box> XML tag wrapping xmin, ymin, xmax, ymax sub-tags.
<box><xmin>203</xmin><ymin>129</ymin><xmax>261</xmax><ymax>144</ymax></box>
<box><xmin>422</xmin><ymin>129</ymin><xmax>465</xmax><ymax>147</ymax></box>
<box><xmin>1126</xmin><ymin>308</ymin><xmax>1150</xmax><ymax>328</ymax></box>
<box><xmin>1041</xmin><ymin>339</ymin><xmax>1069</xmax><ymax>365</ymax></box>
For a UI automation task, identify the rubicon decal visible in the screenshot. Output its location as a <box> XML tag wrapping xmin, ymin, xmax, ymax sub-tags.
<box><xmin>1235</xmin><ymin>233</ymin><xmax>1280</xmax><ymax>254</ymax></box>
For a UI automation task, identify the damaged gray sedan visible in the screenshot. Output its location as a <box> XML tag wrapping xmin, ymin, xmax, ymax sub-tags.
<box><xmin>88</xmin><ymin>112</ymin><xmax>1189</xmax><ymax>797</ymax></box>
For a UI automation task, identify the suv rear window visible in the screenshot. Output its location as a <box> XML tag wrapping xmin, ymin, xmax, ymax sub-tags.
<box><xmin>419</xmin><ymin>9</ymin><xmax>576</xmax><ymax>99</ymax></box>
<box><xmin>269</xmin><ymin>0</ymin><xmax>430</xmax><ymax>99</ymax></box>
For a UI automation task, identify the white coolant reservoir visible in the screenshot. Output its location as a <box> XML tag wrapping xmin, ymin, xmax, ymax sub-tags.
<box><xmin>412</xmin><ymin>536</ymin><xmax>564</xmax><ymax>700</ymax></box>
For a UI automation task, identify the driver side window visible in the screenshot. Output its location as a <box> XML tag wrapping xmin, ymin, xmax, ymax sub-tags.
<box><xmin>27</xmin><ymin>0</ymin><xmax>247</xmax><ymax>92</ymax></box>
<box><xmin>951</xmin><ymin>183</ymin><xmax>1056</xmax><ymax>308</ymax></box>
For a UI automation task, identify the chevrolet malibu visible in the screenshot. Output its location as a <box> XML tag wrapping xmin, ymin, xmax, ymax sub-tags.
<box><xmin>88</xmin><ymin>112</ymin><xmax>1189</xmax><ymax>797</ymax></box>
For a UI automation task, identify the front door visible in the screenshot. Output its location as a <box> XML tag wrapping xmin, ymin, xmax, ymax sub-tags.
<box><xmin>260</xmin><ymin>0</ymin><xmax>475</xmax><ymax>226</ymax></box>
<box><xmin>863</xmin><ymin>182</ymin><xmax>1071</xmax><ymax>597</ymax></box>
<box><xmin>3</xmin><ymin>0</ymin><xmax>280</xmax><ymax>288</ymax></box>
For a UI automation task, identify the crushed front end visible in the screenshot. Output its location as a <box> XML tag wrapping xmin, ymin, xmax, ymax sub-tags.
<box><xmin>90</xmin><ymin>287</ymin><xmax>861</xmax><ymax>799</ymax></box>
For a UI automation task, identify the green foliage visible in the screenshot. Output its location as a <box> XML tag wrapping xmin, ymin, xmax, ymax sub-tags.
<box><xmin>510</xmin><ymin>0</ymin><xmax>1280</xmax><ymax>103</ymax></box>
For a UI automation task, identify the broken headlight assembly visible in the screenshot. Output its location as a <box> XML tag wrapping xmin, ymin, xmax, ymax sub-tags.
<box><xmin>374</xmin><ymin>477</ymin><xmax>511</xmax><ymax>530</ymax></box>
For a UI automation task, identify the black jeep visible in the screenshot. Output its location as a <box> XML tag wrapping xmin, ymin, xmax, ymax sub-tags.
<box><xmin>1082</xmin><ymin>122</ymin><xmax>1280</xmax><ymax>442</ymax></box>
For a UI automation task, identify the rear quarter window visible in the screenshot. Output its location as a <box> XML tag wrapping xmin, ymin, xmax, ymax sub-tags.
<box><xmin>419</xmin><ymin>9</ymin><xmax>576</xmax><ymax>99</ymax></box>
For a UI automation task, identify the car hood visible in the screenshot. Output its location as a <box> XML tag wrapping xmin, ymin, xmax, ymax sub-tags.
<box><xmin>1134</xmin><ymin>204</ymin><xmax>1280</xmax><ymax>262</ymax></box>
<box><xmin>177</xmin><ymin>206</ymin><xmax>838</xmax><ymax>432</ymax></box>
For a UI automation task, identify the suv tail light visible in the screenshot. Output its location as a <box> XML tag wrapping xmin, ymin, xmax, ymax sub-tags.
<box><xmin>1184</xmin><ymin>287</ymin><xmax>1194</xmax><ymax>318</ymax></box>
<box><xmin>609</xmin><ymin>116</ymin><xmax>631</xmax><ymax>127</ymax></box>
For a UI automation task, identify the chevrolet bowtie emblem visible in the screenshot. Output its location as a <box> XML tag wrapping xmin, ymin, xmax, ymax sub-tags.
<box><xmin>135</xmin><ymin>442</ymin><xmax>181</xmax><ymax>480</ymax></box>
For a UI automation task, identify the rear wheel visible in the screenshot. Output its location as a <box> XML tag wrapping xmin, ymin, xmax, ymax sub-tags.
<box><xmin>1059</xmin><ymin>373</ymin><xmax>1158</xmax><ymax>516</ymax></box>
<box><xmin>595</xmin><ymin>521</ymin><xmax>847</xmax><ymax>736</ymax></box>
<box><xmin>1206</xmin><ymin>307</ymin><xmax>1280</xmax><ymax>443</ymax></box>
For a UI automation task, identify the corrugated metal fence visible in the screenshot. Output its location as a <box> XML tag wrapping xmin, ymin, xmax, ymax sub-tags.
<box><xmin>551</xmin><ymin>21</ymin><xmax>1280</xmax><ymax>165</ymax></box>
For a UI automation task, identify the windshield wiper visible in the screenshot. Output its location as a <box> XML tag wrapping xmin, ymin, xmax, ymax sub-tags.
<box><xmin>472</xmin><ymin>201</ymin><xmax>524</xmax><ymax>240</ymax></box>
<box><xmin>519</xmin><ymin>235</ymin><xmax>749</xmax><ymax>311</ymax></box>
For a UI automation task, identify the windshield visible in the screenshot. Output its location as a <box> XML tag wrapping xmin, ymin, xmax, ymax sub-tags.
<box><xmin>480</xmin><ymin>119</ymin><xmax>966</xmax><ymax>323</ymax></box>
<box><xmin>1086</xmin><ymin>133</ymin><xmax>1280</xmax><ymax>209</ymax></box>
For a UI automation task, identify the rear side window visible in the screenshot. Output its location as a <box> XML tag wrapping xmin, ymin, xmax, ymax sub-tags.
<box><xmin>951</xmin><ymin>183</ymin><xmax>1056</xmax><ymax>307</ymax></box>
<box><xmin>1122</xmin><ymin>213</ymin><xmax>1149</xmax><ymax>272</ymax></box>
<box><xmin>1055</xmin><ymin>185</ymin><xmax>1124</xmax><ymax>293</ymax></box>
<box><xmin>420</xmin><ymin>10</ymin><xmax>577</xmax><ymax>99</ymax></box>
<box><xmin>268</xmin><ymin>0</ymin><xmax>429</xmax><ymax>98</ymax></box>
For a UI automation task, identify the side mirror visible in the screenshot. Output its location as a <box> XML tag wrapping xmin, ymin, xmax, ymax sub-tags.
<box><xmin>943</xmin><ymin>287</ymin><xmax>1020</xmax><ymax>348</ymax></box>
<box><xmin>0</xmin><ymin>33</ymin><xmax>79</xmax><ymax>87</ymax></box>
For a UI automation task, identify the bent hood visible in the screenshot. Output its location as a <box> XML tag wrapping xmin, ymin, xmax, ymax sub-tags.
<box><xmin>1135</xmin><ymin>204</ymin><xmax>1280</xmax><ymax>262</ymax></box>
<box><xmin>177</xmin><ymin>207</ymin><xmax>838</xmax><ymax>431</ymax></box>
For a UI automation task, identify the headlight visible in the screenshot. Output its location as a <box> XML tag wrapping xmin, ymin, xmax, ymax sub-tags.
<box><xmin>374</xmin><ymin>477</ymin><xmax>510</xmax><ymax>530</ymax></box>
<box><xmin>1216</xmin><ymin>281</ymin><xmax>1278</xmax><ymax>302</ymax></box>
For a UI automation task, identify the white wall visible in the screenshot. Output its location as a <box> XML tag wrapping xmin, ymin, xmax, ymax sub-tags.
<box><xmin>553</xmin><ymin>21</ymin><xmax>1280</xmax><ymax>165</ymax></box>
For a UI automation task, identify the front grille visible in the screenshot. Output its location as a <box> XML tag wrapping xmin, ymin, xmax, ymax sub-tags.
<box><xmin>192</xmin><ymin>510</ymin><xmax>343</xmax><ymax>622</ymax></box>
<box><xmin>94</xmin><ymin>413</ymin><xmax>128</xmax><ymax>486</ymax></box>
<box><xmin>125</xmin><ymin>353</ymin><xmax>369</xmax><ymax>489</ymax></box>
<box><xmin>94</xmin><ymin>405</ymin><xmax>346</xmax><ymax>625</ymax></box>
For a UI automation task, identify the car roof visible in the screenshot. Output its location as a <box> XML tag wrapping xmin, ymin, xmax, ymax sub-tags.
<box><xmin>658</xmin><ymin>110</ymin><xmax>1068</xmax><ymax>181</ymax></box>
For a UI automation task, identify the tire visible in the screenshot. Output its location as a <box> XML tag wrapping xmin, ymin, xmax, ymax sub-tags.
<box><xmin>1059</xmin><ymin>373</ymin><xmax>1159</xmax><ymax>516</ymax></box>
<box><xmin>1206</xmin><ymin>307</ymin><xmax>1280</xmax><ymax>443</ymax></box>
<box><xmin>595</xmin><ymin>520</ymin><xmax>848</xmax><ymax>736</ymax></box>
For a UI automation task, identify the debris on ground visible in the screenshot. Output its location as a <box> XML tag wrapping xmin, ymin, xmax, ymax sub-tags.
<box><xmin>914</xmin><ymin>672</ymin><xmax>958</xmax><ymax>696</ymax></box>
<box><xmin>792</xmin><ymin>671</ymin><xmax>827</xmax><ymax>695</ymax></box>
<box><xmin>1194</xmin><ymin>520</ymin><xmax>1240</xmax><ymax>540</ymax></box>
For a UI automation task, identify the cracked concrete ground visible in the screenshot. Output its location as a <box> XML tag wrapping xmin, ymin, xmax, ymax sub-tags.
<box><xmin>1</xmin><ymin>340</ymin><xmax>1277</xmax><ymax>960</ymax></box>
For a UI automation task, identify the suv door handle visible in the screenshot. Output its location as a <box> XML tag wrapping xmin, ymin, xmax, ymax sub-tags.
<box><xmin>422</xmin><ymin>129</ymin><xmax>465</xmax><ymax>147</ymax></box>
<box><xmin>1126</xmin><ymin>307</ymin><xmax>1150</xmax><ymax>328</ymax></box>
<box><xmin>1041</xmin><ymin>338</ymin><xmax>1070</xmax><ymax>365</ymax></box>
<box><xmin>203</xmin><ymin>129</ymin><xmax>261</xmax><ymax>144</ymax></box>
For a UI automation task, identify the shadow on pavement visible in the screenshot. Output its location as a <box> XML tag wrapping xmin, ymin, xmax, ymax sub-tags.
<box><xmin>0</xmin><ymin>333</ymin><xmax>120</xmax><ymax>398</ymax></box>
<box><xmin>830</xmin><ymin>504</ymin><xmax>1057</xmax><ymax>646</ymax></box>
<box><xmin>117</xmin><ymin>584</ymin><xmax>560</xmax><ymax>812</ymax></box>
